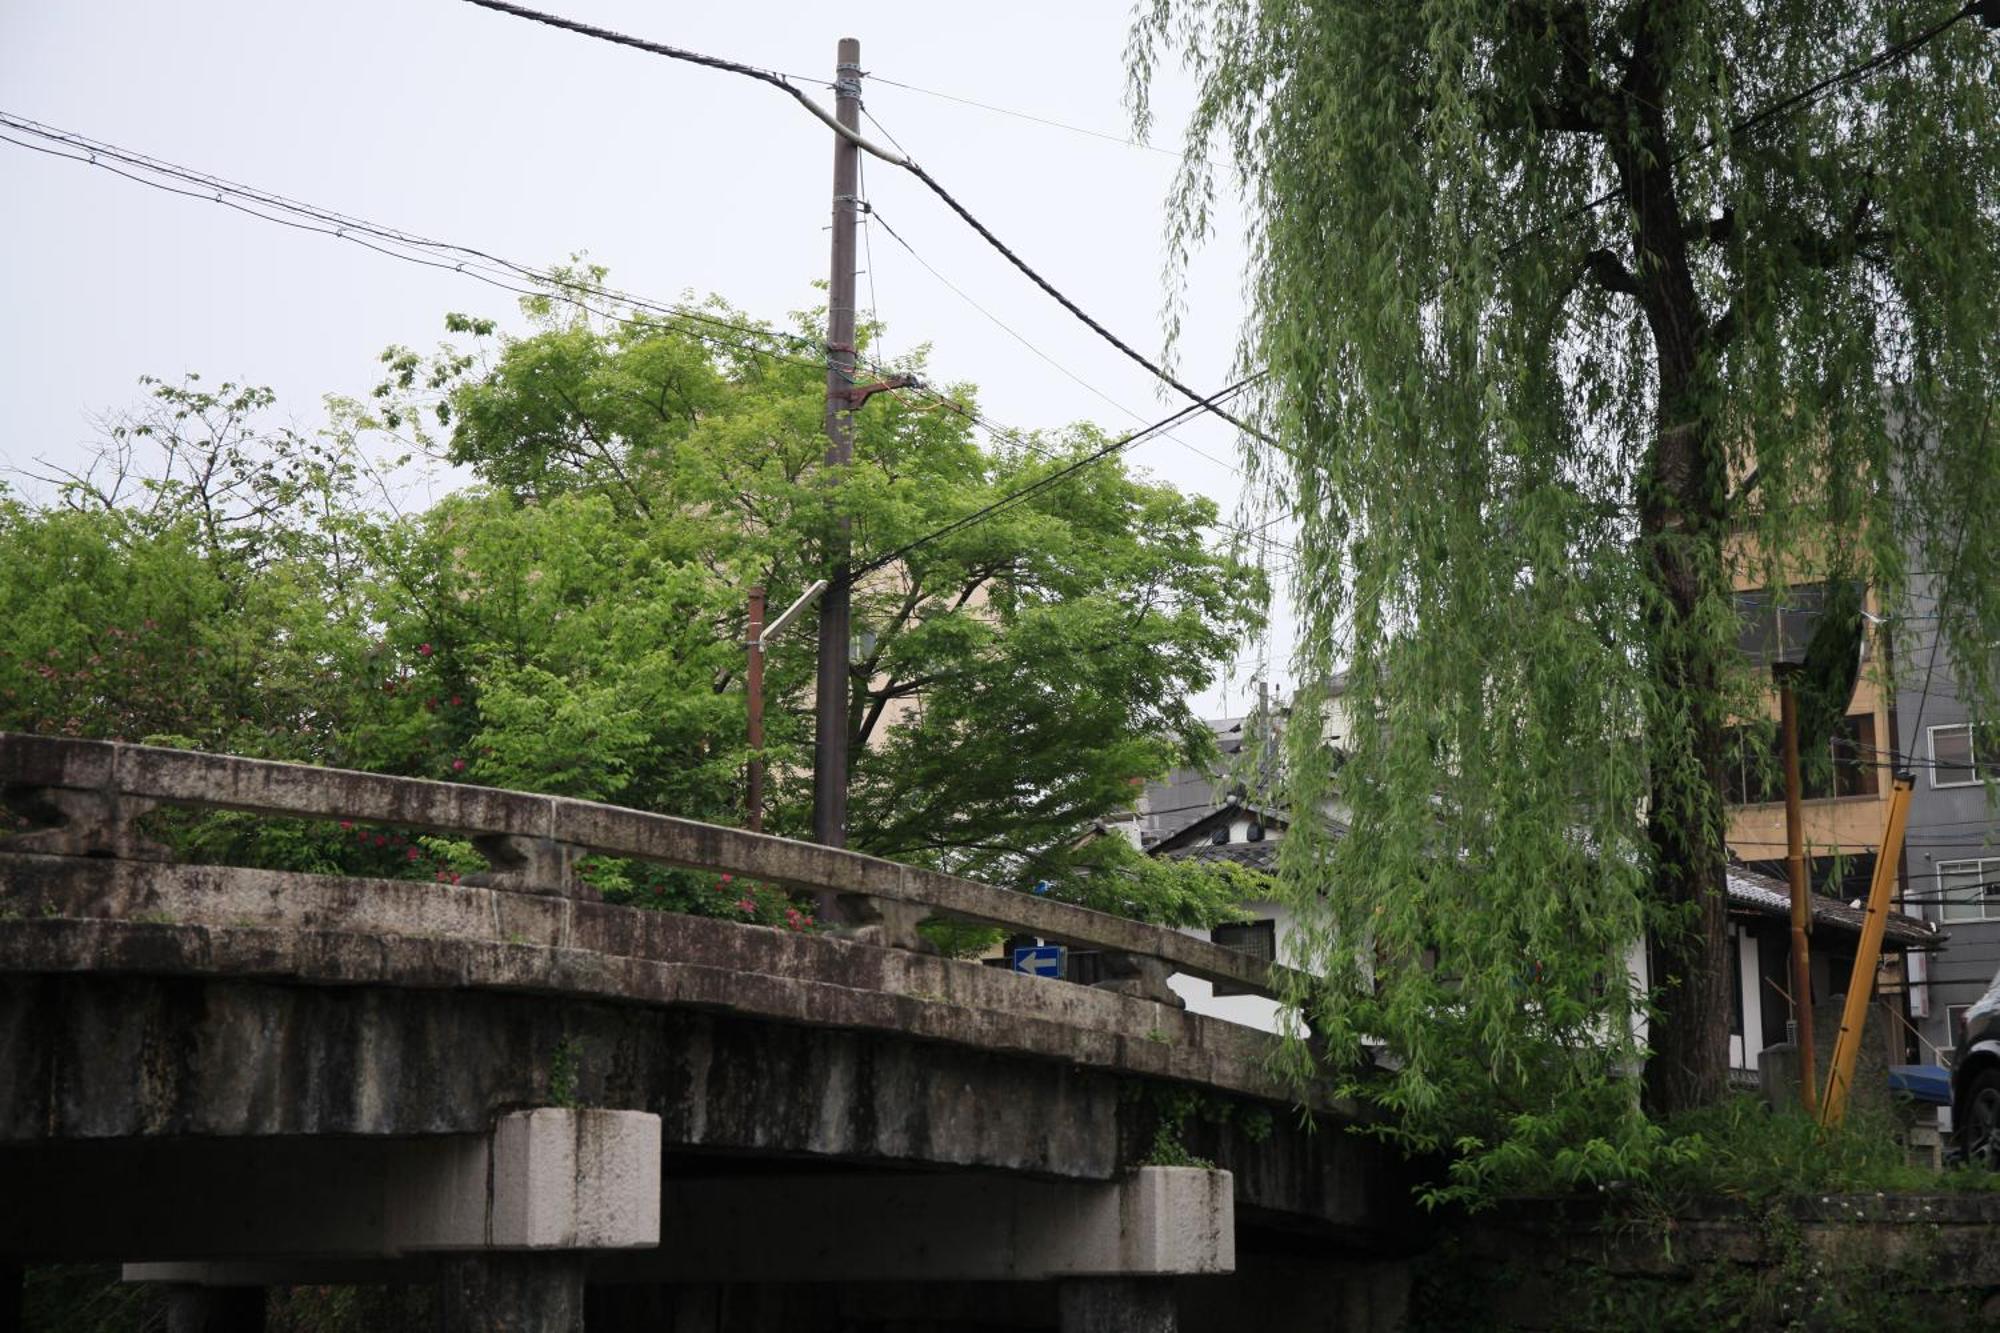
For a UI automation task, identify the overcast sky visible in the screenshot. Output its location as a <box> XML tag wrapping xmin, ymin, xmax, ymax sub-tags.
<box><xmin>0</xmin><ymin>0</ymin><xmax>1294</xmax><ymax>715</ymax></box>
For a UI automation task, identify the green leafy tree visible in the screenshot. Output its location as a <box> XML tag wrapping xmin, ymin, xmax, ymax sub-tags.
<box><xmin>5</xmin><ymin>284</ymin><xmax>1264</xmax><ymax>928</ymax></box>
<box><xmin>1131</xmin><ymin>0</ymin><xmax>2000</xmax><ymax>1131</ymax></box>
<box><xmin>369</xmin><ymin>280</ymin><xmax>1266</xmax><ymax>893</ymax></box>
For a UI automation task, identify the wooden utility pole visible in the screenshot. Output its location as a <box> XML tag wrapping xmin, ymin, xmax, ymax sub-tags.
<box><xmin>1776</xmin><ymin>666</ymin><xmax>1818</xmax><ymax>1116</ymax></box>
<box><xmin>812</xmin><ymin>36</ymin><xmax>862</xmax><ymax>850</ymax></box>
<box><xmin>745</xmin><ymin>585</ymin><xmax>767</xmax><ymax>833</ymax></box>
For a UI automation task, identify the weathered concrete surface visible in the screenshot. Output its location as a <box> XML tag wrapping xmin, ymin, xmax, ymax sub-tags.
<box><xmin>15</xmin><ymin>1111</ymin><xmax>657</xmax><ymax>1262</ymax></box>
<box><xmin>134</xmin><ymin>1167</ymin><xmax>1233</xmax><ymax>1286</ymax></box>
<box><xmin>1058</xmin><ymin>1278</ymin><xmax>1178</xmax><ymax>1333</ymax></box>
<box><xmin>1435</xmin><ymin>1192</ymin><xmax>2000</xmax><ymax>1330</ymax></box>
<box><xmin>162</xmin><ymin>1284</ymin><xmax>265</xmax><ymax>1333</ymax></box>
<box><xmin>0</xmin><ymin>732</ymin><xmax>1290</xmax><ymax>993</ymax></box>
<box><xmin>628</xmin><ymin>1167</ymin><xmax>1231</xmax><ymax>1283</ymax></box>
<box><xmin>436</xmin><ymin>1254</ymin><xmax>582</xmax><ymax>1333</ymax></box>
<box><xmin>0</xmin><ymin>856</ymin><xmax>1319</xmax><ymax>1108</ymax></box>
<box><xmin>0</xmin><ymin>974</ymin><xmax>1405</xmax><ymax>1238</ymax></box>
<box><xmin>474</xmin><ymin>1109</ymin><xmax>660</xmax><ymax>1252</ymax></box>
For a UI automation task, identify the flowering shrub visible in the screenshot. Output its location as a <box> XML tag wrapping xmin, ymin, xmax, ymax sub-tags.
<box><xmin>577</xmin><ymin>856</ymin><xmax>817</xmax><ymax>930</ymax></box>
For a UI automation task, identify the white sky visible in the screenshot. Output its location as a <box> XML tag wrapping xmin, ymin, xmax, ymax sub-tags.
<box><xmin>0</xmin><ymin>0</ymin><xmax>1295</xmax><ymax>714</ymax></box>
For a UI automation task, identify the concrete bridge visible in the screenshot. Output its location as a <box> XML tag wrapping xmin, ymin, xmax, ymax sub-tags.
<box><xmin>0</xmin><ymin>734</ymin><xmax>1419</xmax><ymax>1332</ymax></box>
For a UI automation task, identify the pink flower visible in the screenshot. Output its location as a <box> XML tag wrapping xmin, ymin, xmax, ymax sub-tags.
<box><xmin>450</xmin><ymin>872</ymin><xmax>461</xmax><ymax>885</ymax></box>
<box><xmin>357</xmin><ymin>830</ymin><xmax>370</xmax><ymax>844</ymax></box>
<box><xmin>338</xmin><ymin>820</ymin><xmax>353</xmax><ymax>830</ymax></box>
<box><xmin>451</xmin><ymin>758</ymin><xmax>466</xmax><ymax>772</ymax></box>
<box><xmin>418</xmin><ymin>643</ymin><xmax>433</xmax><ymax>657</ymax></box>
<box><xmin>718</xmin><ymin>873</ymin><xmax>733</xmax><ymax>884</ymax></box>
<box><xmin>736</xmin><ymin>898</ymin><xmax>756</xmax><ymax>914</ymax></box>
<box><xmin>449</xmin><ymin>695</ymin><xmax>462</xmax><ymax>707</ymax></box>
<box><xmin>406</xmin><ymin>847</ymin><xmax>420</xmax><ymax>861</ymax></box>
<box><xmin>373</xmin><ymin>834</ymin><xmax>388</xmax><ymax>847</ymax></box>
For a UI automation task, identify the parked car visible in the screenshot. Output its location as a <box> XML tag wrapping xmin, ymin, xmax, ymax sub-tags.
<box><xmin>1952</xmin><ymin>969</ymin><xmax>2000</xmax><ymax>1165</ymax></box>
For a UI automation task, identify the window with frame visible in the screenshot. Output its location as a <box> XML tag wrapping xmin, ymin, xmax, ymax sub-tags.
<box><xmin>1729</xmin><ymin>927</ymin><xmax>1745</xmax><ymax>1037</ymax></box>
<box><xmin>1211</xmin><ymin>919</ymin><xmax>1277</xmax><ymax>998</ymax></box>
<box><xmin>1735</xmin><ymin>584</ymin><xmax>1829</xmax><ymax>667</ymax></box>
<box><xmin>1929</xmin><ymin>723</ymin><xmax>2000</xmax><ymax>789</ymax></box>
<box><xmin>1937</xmin><ymin>857</ymin><xmax>2000</xmax><ymax>923</ymax></box>
<box><xmin>1721</xmin><ymin>713</ymin><xmax>1879</xmax><ymax>804</ymax></box>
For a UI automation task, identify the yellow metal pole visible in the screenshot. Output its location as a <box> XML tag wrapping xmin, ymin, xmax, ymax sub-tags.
<box><xmin>1819</xmin><ymin>774</ymin><xmax>1914</xmax><ymax>1128</ymax></box>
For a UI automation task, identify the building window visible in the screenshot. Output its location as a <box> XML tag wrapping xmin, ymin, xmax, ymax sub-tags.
<box><xmin>1730</xmin><ymin>928</ymin><xmax>1745</xmax><ymax>1037</ymax></box>
<box><xmin>1828</xmin><ymin>715</ymin><xmax>1880</xmax><ymax>797</ymax></box>
<box><xmin>1736</xmin><ymin>584</ymin><xmax>1829</xmax><ymax>667</ymax></box>
<box><xmin>1949</xmin><ymin>1004</ymin><xmax>1973</xmax><ymax>1048</ymax></box>
<box><xmin>1722</xmin><ymin>713</ymin><xmax>1879</xmax><ymax>804</ymax></box>
<box><xmin>1212</xmin><ymin>919</ymin><xmax>1277</xmax><ymax>998</ymax></box>
<box><xmin>1929</xmin><ymin>723</ymin><xmax>1998</xmax><ymax>789</ymax></box>
<box><xmin>1938</xmin><ymin>858</ymin><xmax>2000</xmax><ymax>923</ymax></box>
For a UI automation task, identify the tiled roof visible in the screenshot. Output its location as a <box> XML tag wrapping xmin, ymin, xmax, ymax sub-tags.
<box><xmin>1725</xmin><ymin>864</ymin><xmax>1944</xmax><ymax>949</ymax></box>
<box><xmin>1163</xmin><ymin>839</ymin><xmax>1282</xmax><ymax>873</ymax></box>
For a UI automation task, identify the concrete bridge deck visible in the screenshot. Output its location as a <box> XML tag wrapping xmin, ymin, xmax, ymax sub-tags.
<box><xmin>0</xmin><ymin>735</ymin><xmax>1418</xmax><ymax>1331</ymax></box>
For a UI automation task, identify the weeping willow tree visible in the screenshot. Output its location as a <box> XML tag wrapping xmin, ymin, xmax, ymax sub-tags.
<box><xmin>1131</xmin><ymin>1</ymin><xmax>2000</xmax><ymax>1131</ymax></box>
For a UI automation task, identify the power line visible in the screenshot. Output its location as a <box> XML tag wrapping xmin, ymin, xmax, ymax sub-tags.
<box><xmin>0</xmin><ymin>113</ymin><xmax>852</xmax><ymax>382</ymax></box>
<box><xmin>902</xmin><ymin>383</ymin><xmax>1296</xmax><ymax>559</ymax></box>
<box><xmin>457</xmin><ymin>0</ymin><xmax>1273</xmax><ymax>447</ymax></box>
<box><xmin>869</xmin><ymin>207</ymin><xmax>1246</xmax><ymax>479</ymax></box>
<box><xmin>853</xmin><ymin>378</ymin><xmax>1256</xmax><ymax>576</ymax></box>
<box><xmin>867</xmin><ymin>74</ymin><xmax>1188</xmax><ymax>159</ymax></box>
<box><xmin>2</xmin><ymin>110</ymin><xmax>1295</xmax><ymax>572</ymax></box>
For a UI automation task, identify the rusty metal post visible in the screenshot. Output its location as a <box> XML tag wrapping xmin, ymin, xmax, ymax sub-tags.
<box><xmin>811</xmin><ymin>37</ymin><xmax>862</xmax><ymax>855</ymax></box>
<box><xmin>1777</xmin><ymin>668</ymin><xmax>1818</xmax><ymax>1116</ymax></box>
<box><xmin>746</xmin><ymin>585</ymin><xmax>767</xmax><ymax>833</ymax></box>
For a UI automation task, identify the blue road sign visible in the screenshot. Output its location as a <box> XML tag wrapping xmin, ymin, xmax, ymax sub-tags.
<box><xmin>1012</xmin><ymin>944</ymin><xmax>1066</xmax><ymax>979</ymax></box>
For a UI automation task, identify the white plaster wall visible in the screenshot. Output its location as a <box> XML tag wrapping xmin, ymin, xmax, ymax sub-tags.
<box><xmin>1170</xmin><ymin>897</ymin><xmax>1297</xmax><ymax>1034</ymax></box>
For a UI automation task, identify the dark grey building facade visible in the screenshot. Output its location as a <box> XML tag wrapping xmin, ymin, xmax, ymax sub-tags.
<box><xmin>1896</xmin><ymin>570</ymin><xmax>2000</xmax><ymax>1063</ymax></box>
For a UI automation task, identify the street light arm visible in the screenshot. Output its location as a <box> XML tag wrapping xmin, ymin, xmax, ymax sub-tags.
<box><xmin>760</xmin><ymin>579</ymin><xmax>829</xmax><ymax>649</ymax></box>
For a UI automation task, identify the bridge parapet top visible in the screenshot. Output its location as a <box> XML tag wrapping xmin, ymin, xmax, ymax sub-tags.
<box><xmin>0</xmin><ymin>732</ymin><xmax>1292</xmax><ymax>1001</ymax></box>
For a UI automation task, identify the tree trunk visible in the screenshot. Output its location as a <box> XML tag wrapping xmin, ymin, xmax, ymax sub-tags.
<box><xmin>1637</xmin><ymin>421</ymin><xmax>1734</xmax><ymax>1115</ymax></box>
<box><xmin>1613</xmin><ymin>14</ymin><xmax>1735</xmax><ymax>1114</ymax></box>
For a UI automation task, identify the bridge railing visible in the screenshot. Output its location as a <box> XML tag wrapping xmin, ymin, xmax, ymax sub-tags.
<box><xmin>0</xmin><ymin>732</ymin><xmax>1291</xmax><ymax>1005</ymax></box>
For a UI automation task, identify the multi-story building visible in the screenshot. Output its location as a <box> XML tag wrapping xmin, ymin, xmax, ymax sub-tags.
<box><xmin>1894</xmin><ymin>566</ymin><xmax>2000</xmax><ymax>1063</ymax></box>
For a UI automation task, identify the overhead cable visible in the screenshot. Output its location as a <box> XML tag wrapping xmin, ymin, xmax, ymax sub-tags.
<box><xmin>869</xmin><ymin>207</ymin><xmax>1245</xmax><ymax>478</ymax></box>
<box><xmin>867</xmin><ymin>73</ymin><xmax>1188</xmax><ymax>159</ymax></box>
<box><xmin>458</xmin><ymin>0</ymin><xmax>1273</xmax><ymax>446</ymax></box>
<box><xmin>0</xmin><ymin>113</ymin><xmax>849</xmax><ymax>379</ymax></box>
<box><xmin>854</xmin><ymin>379</ymin><xmax>1256</xmax><ymax>576</ymax></box>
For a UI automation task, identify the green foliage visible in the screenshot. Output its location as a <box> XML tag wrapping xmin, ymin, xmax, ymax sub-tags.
<box><xmin>1131</xmin><ymin>0</ymin><xmax>2000</xmax><ymax>1155</ymax></box>
<box><xmin>1033</xmin><ymin>830</ymin><xmax>1258</xmax><ymax>929</ymax></box>
<box><xmin>2</xmin><ymin>287</ymin><xmax>1260</xmax><ymax>925</ymax></box>
<box><xmin>1411</xmin><ymin>1218</ymin><xmax>1989</xmax><ymax>1333</ymax></box>
<box><xmin>1424</xmin><ymin>1093</ymin><xmax>2000</xmax><ymax>1214</ymax></box>
<box><xmin>547</xmin><ymin>1036</ymin><xmax>583</xmax><ymax>1110</ymax></box>
<box><xmin>18</xmin><ymin>1266</ymin><xmax>159</xmax><ymax>1332</ymax></box>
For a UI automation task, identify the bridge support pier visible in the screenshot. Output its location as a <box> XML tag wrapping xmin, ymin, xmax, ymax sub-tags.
<box><xmin>1</xmin><ymin>1262</ymin><xmax>20</xmax><ymax>1333</ymax></box>
<box><xmin>1058</xmin><ymin>1277</ymin><xmax>1178</xmax><ymax>1333</ymax></box>
<box><xmin>437</xmin><ymin>1254</ymin><xmax>583</xmax><ymax>1333</ymax></box>
<box><xmin>163</xmin><ymin>1283</ymin><xmax>265</xmax><ymax>1333</ymax></box>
